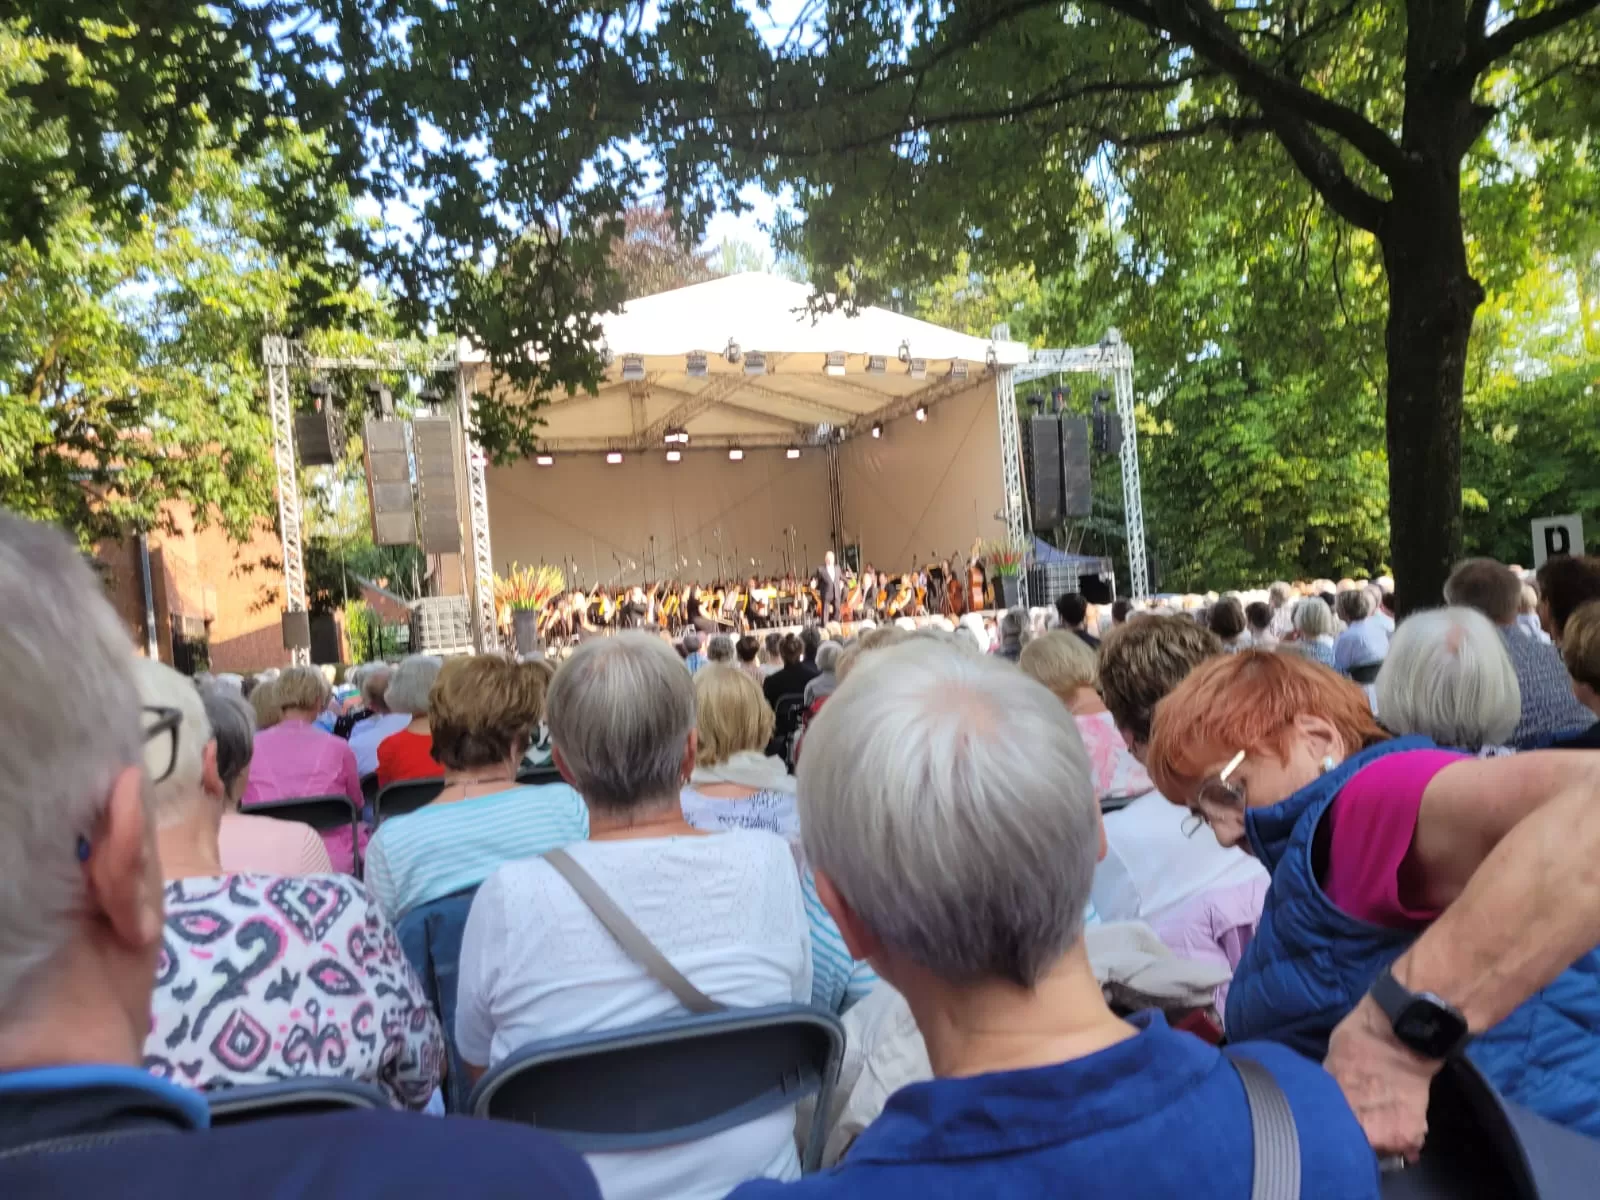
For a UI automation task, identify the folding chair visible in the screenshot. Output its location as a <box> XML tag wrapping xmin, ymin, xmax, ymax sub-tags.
<box><xmin>375</xmin><ymin>777</ymin><xmax>445</xmax><ymax>824</ymax></box>
<box><xmin>470</xmin><ymin>1004</ymin><xmax>844</xmax><ymax>1172</ymax></box>
<box><xmin>248</xmin><ymin>794</ymin><xmax>362</xmax><ymax>876</ymax></box>
<box><xmin>206</xmin><ymin>1077</ymin><xmax>390</xmax><ymax>1126</ymax></box>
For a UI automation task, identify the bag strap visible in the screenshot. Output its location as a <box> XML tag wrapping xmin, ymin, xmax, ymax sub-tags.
<box><xmin>1229</xmin><ymin>1053</ymin><xmax>1303</xmax><ymax>1200</ymax></box>
<box><xmin>542</xmin><ymin>848</ymin><xmax>725</xmax><ymax>1015</ymax></box>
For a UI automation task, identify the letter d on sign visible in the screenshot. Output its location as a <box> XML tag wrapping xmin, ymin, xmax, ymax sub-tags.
<box><xmin>1532</xmin><ymin>515</ymin><xmax>1586</xmax><ymax>569</ymax></box>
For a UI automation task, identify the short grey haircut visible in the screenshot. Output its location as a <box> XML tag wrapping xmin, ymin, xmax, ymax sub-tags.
<box><xmin>360</xmin><ymin>665</ymin><xmax>393</xmax><ymax>711</ymax></box>
<box><xmin>815</xmin><ymin>641</ymin><xmax>843</xmax><ymax>674</ymax></box>
<box><xmin>682</xmin><ymin>629</ymin><xmax>702</xmax><ymax>653</ymax></box>
<box><xmin>384</xmin><ymin>655</ymin><xmax>443</xmax><ymax>716</ymax></box>
<box><xmin>1377</xmin><ymin>607</ymin><xmax>1520</xmax><ymax>751</ymax></box>
<box><xmin>0</xmin><ymin>514</ymin><xmax>144</xmax><ymax>1010</ymax></box>
<box><xmin>1292</xmin><ymin>596</ymin><xmax>1335</xmax><ymax>639</ymax></box>
<box><xmin>1269</xmin><ymin>581</ymin><xmax>1292</xmax><ymax>606</ymax></box>
<box><xmin>1335</xmin><ymin>587</ymin><xmax>1375</xmax><ymax>624</ymax></box>
<box><xmin>798</xmin><ymin>641</ymin><xmax>1098</xmax><ymax>987</ymax></box>
<box><xmin>201</xmin><ymin>685</ymin><xmax>255</xmax><ymax>797</ymax></box>
<box><xmin>546</xmin><ymin>632</ymin><xmax>696</xmax><ymax>813</ymax></box>
<box><xmin>130</xmin><ymin>658</ymin><xmax>212</xmax><ymax>826</ymax></box>
<box><xmin>707</xmin><ymin>633</ymin><xmax>734</xmax><ymax>663</ymax></box>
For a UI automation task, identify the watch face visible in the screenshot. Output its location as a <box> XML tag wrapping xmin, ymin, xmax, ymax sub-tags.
<box><xmin>1395</xmin><ymin>996</ymin><xmax>1470</xmax><ymax>1058</ymax></box>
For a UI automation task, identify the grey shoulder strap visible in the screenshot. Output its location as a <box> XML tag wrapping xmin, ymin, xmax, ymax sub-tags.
<box><xmin>542</xmin><ymin>848</ymin><xmax>725</xmax><ymax>1015</ymax></box>
<box><xmin>1230</xmin><ymin>1054</ymin><xmax>1303</xmax><ymax>1200</ymax></box>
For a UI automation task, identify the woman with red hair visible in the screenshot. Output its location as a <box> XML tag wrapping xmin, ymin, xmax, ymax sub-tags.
<box><xmin>1145</xmin><ymin>649</ymin><xmax>1600</xmax><ymax>1140</ymax></box>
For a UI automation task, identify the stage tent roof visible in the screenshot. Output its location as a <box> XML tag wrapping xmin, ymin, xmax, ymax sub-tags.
<box><xmin>463</xmin><ymin>272</ymin><xmax>1032</xmax><ymax>453</ymax></box>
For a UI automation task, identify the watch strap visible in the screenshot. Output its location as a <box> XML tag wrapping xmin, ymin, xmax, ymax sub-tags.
<box><xmin>1370</xmin><ymin>966</ymin><xmax>1471</xmax><ymax>1058</ymax></box>
<box><xmin>1369</xmin><ymin>966</ymin><xmax>1413</xmax><ymax>1026</ymax></box>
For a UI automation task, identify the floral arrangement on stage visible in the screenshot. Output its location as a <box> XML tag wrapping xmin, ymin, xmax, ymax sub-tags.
<box><xmin>981</xmin><ymin>538</ymin><xmax>1027</xmax><ymax>577</ymax></box>
<box><xmin>494</xmin><ymin>562</ymin><xmax>565</xmax><ymax>623</ymax></box>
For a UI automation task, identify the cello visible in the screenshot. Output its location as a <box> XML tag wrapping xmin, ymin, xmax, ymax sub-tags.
<box><xmin>967</xmin><ymin>538</ymin><xmax>988</xmax><ymax>612</ymax></box>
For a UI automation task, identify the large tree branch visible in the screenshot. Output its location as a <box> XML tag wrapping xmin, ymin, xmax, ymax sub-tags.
<box><xmin>1464</xmin><ymin>0</ymin><xmax>1600</xmax><ymax>75</ymax></box>
<box><xmin>1260</xmin><ymin>110</ymin><xmax>1389</xmax><ymax>231</ymax></box>
<box><xmin>1097</xmin><ymin>0</ymin><xmax>1406</xmax><ymax>177</ymax></box>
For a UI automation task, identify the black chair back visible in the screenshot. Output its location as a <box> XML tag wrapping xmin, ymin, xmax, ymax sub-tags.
<box><xmin>470</xmin><ymin>1004</ymin><xmax>844</xmax><ymax>1171</ymax></box>
<box><xmin>1349</xmin><ymin>661</ymin><xmax>1383</xmax><ymax>684</ymax></box>
<box><xmin>247</xmin><ymin>794</ymin><xmax>362</xmax><ymax>877</ymax></box>
<box><xmin>376</xmin><ymin>777</ymin><xmax>446</xmax><ymax>824</ymax></box>
<box><xmin>207</xmin><ymin>1078</ymin><xmax>389</xmax><ymax>1126</ymax></box>
<box><xmin>516</xmin><ymin>762</ymin><xmax>565</xmax><ymax>787</ymax></box>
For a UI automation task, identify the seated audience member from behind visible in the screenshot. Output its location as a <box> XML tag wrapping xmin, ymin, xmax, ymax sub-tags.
<box><xmin>1283</xmin><ymin>595</ymin><xmax>1338</xmax><ymax>670</ymax></box>
<box><xmin>1443</xmin><ymin>557</ymin><xmax>1592</xmax><ymax>746</ymax></box>
<box><xmin>375</xmin><ymin>654</ymin><xmax>446</xmax><ymax>787</ymax></box>
<box><xmin>1018</xmin><ymin>631</ymin><xmax>1151</xmax><ymax>807</ymax></box>
<box><xmin>707</xmin><ymin>633</ymin><xmax>736</xmax><ymax>666</ymax></box>
<box><xmin>728</xmin><ymin>642</ymin><xmax>1380</xmax><ymax>1200</ymax></box>
<box><xmin>0</xmin><ymin>513</ymin><xmax>600</xmax><ymax>1199</ymax></box>
<box><xmin>736</xmin><ymin>633</ymin><xmax>766</xmax><ymax>681</ymax></box>
<box><xmin>363</xmin><ymin>655</ymin><xmax>588</xmax><ymax>922</ymax></box>
<box><xmin>239</xmin><ymin>664</ymin><xmax>365</xmax><ymax>872</ymax></box>
<box><xmin>682</xmin><ymin>666</ymin><xmax>796</xmax><ymax>841</ymax></box>
<box><xmin>1146</xmin><ymin>649</ymin><xmax>1600</xmax><ymax>1138</ymax></box>
<box><xmin>347</xmin><ymin>665</ymin><xmax>410</xmax><ymax>778</ymax></box>
<box><xmin>1332</xmin><ymin>586</ymin><xmax>1388</xmax><ymax>677</ymax></box>
<box><xmin>1534</xmin><ymin>553</ymin><xmax>1600</xmax><ymax>645</ymax></box>
<box><xmin>763</xmin><ymin>632</ymin><xmax>817</xmax><ymax>710</ymax></box>
<box><xmin>1557</xmin><ymin>600</ymin><xmax>1600</xmax><ymax>749</ymax></box>
<box><xmin>1208</xmin><ymin>596</ymin><xmax>1250</xmax><ymax>652</ymax></box>
<box><xmin>1055</xmin><ymin>591</ymin><xmax>1099</xmax><ymax>648</ymax></box>
<box><xmin>1244</xmin><ymin>601</ymin><xmax>1276</xmax><ymax>647</ymax></box>
<box><xmin>202</xmin><ymin>685</ymin><xmax>333</xmax><ymax>875</ymax></box>
<box><xmin>803</xmin><ymin>641</ymin><xmax>843</xmax><ymax>707</ymax></box>
<box><xmin>1091</xmin><ymin>618</ymin><xmax>1265</xmax><ymax>981</ymax></box>
<box><xmin>1375</xmin><ymin>607</ymin><xmax>1519</xmax><ymax>754</ymax></box>
<box><xmin>457</xmin><ymin>633</ymin><xmax>811</xmax><ymax>1200</ymax></box>
<box><xmin>133</xmin><ymin>658</ymin><xmax>444</xmax><ymax>1107</ymax></box>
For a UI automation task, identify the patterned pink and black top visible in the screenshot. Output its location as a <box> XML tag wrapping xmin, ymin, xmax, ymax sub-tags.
<box><xmin>144</xmin><ymin>873</ymin><xmax>444</xmax><ymax>1109</ymax></box>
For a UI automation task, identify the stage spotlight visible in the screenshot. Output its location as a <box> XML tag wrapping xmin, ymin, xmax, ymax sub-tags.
<box><xmin>907</xmin><ymin>357</ymin><xmax>927</xmax><ymax>380</ymax></box>
<box><xmin>728</xmin><ymin>447</ymin><xmax>745</xmax><ymax>461</ymax></box>
<box><xmin>897</xmin><ymin>340</ymin><xmax>911</xmax><ymax>364</ymax></box>
<box><xmin>871</xmin><ymin>423</ymin><xmax>883</xmax><ymax>439</ymax></box>
<box><xmin>621</xmin><ymin>354</ymin><xmax>645</xmax><ymax>381</ymax></box>
<box><xmin>535</xmin><ymin>454</ymin><xmax>555</xmax><ymax>467</ymax></box>
<box><xmin>914</xmin><ymin>406</ymin><xmax>927</xmax><ymax>422</ymax></box>
<box><xmin>786</xmin><ymin>446</ymin><xmax>801</xmax><ymax>459</ymax></box>
<box><xmin>824</xmin><ymin>351</ymin><xmax>847</xmax><ymax>377</ymax></box>
<box><xmin>606</xmin><ymin>452</ymin><xmax>623</xmax><ymax>465</ymax></box>
<box><xmin>744</xmin><ymin>350</ymin><xmax>768</xmax><ymax>376</ymax></box>
<box><xmin>686</xmin><ymin>350</ymin><xmax>708</xmax><ymax>378</ymax></box>
<box><xmin>725</xmin><ymin>339</ymin><xmax>741</xmax><ymax>364</ymax></box>
<box><xmin>666</xmin><ymin>449</ymin><xmax>682</xmax><ymax>463</ymax></box>
<box><xmin>866</xmin><ymin>355</ymin><xmax>887</xmax><ymax>375</ymax></box>
<box><xmin>950</xmin><ymin>361</ymin><xmax>969</xmax><ymax>381</ymax></box>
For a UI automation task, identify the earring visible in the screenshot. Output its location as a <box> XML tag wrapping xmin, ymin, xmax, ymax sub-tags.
<box><xmin>1320</xmin><ymin>756</ymin><xmax>1336</xmax><ymax>775</ymax></box>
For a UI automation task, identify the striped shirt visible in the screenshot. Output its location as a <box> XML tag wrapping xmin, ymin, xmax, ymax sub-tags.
<box><xmin>365</xmin><ymin>783</ymin><xmax>590</xmax><ymax>921</ymax></box>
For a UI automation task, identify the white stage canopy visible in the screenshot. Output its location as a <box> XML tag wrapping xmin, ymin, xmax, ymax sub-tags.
<box><xmin>466</xmin><ymin>272</ymin><xmax>1031</xmax><ymax>452</ymax></box>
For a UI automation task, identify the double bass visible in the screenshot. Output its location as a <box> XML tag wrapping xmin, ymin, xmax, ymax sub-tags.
<box><xmin>967</xmin><ymin>538</ymin><xmax>988</xmax><ymax>611</ymax></box>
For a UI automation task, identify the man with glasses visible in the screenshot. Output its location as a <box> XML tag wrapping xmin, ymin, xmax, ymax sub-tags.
<box><xmin>0</xmin><ymin>512</ymin><xmax>600</xmax><ymax>1198</ymax></box>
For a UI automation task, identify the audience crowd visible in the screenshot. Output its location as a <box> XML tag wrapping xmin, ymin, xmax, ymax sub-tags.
<box><xmin>7</xmin><ymin>502</ymin><xmax>1600</xmax><ymax>1198</ymax></box>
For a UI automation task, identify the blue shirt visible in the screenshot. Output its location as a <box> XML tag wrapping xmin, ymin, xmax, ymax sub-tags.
<box><xmin>1333</xmin><ymin>616</ymin><xmax>1389</xmax><ymax>673</ymax></box>
<box><xmin>365</xmin><ymin>782</ymin><xmax>590</xmax><ymax>920</ymax></box>
<box><xmin>730</xmin><ymin>1013</ymin><xmax>1380</xmax><ymax>1200</ymax></box>
<box><xmin>1500</xmin><ymin>626</ymin><xmax>1592</xmax><ymax>747</ymax></box>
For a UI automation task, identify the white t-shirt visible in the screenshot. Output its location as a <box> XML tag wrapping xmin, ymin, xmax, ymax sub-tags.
<box><xmin>1091</xmin><ymin>791</ymin><xmax>1266</xmax><ymax>925</ymax></box>
<box><xmin>457</xmin><ymin>831</ymin><xmax>811</xmax><ymax>1200</ymax></box>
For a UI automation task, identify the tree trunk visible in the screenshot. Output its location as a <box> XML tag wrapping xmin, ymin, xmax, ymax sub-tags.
<box><xmin>1379</xmin><ymin>162</ymin><xmax>1484</xmax><ymax>616</ymax></box>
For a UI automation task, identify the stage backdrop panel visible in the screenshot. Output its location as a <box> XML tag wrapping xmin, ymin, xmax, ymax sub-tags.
<box><xmin>487</xmin><ymin>446</ymin><xmax>832</xmax><ymax>587</ymax></box>
<box><xmin>839</xmin><ymin>378</ymin><xmax>1007</xmax><ymax>571</ymax></box>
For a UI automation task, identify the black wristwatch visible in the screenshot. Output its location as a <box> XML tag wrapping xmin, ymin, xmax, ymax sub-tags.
<box><xmin>1369</xmin><ymin>967</ymin><xmax>1472</xmax><ymax>1059</ymax></box>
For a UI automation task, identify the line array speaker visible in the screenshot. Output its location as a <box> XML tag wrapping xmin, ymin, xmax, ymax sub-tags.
<box><xmin>294</xmin><ymin>407</ymin><xmax>347</xmax><ymax>467</ymax></box>
<box><xmin>1022</xmin><ymin>415</ymin><xmax>1063</xmax><ymax>529</ymax></box>
<box><xmin>281</xmin><ymin>609</ymin><xmax>312</xmax><ymax>651</ymax></box>
<box><xmin>1060</xmin><ymin>415</ymin><xmax>1093</xmax><ymax>518</ymax></box>
<box><xmin>412</xmin><ymin>417</ymin><xmax>462</xmax><ymax>555</ymax></box>
<box><xmin>363</xmin><ymin>419</ymin><xmax>416</xmax><ymax>546</ymax></box>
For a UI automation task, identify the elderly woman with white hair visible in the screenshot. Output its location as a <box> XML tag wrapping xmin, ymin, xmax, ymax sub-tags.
<box><xmin>802</xmin><ymin>640</ymin><xmax>843</xmax><ymax>707</ymax></box>
<box><xmin>240</xmin><ymin>664</ymin><xmax>365</xmax><ymax>872</ymax></box>
<box><xmin>1376</xmin><ymin>607</ymin><xmax>1520</xmax><ymax>753</ymax></box>
<box><xmin>375</xmin><ymin>654</ymin><xmax>446</xmax><ymax>786</ymax></box>
<box><xmin>1283</xmin><ymin>595</ymin><xmax>1338</xmax><ymax>669</ymax></box>
<box><xmin>202</xmin><ymin>685</ymin><xmax>333</xmax><ymax>875</ymax></box>
<box><xmin>345</xmin><ymin>665</ymin><xmax>410</xmax><ymax>778</ymax></box>
<box><xmin>457</xmin><ymin>633</ymin><xmax>811</xmax><ymax>1200</ymax></box>
<box><xmin>133</xmin><ymin>658</ymin><xmax>444</xmax><ymax>1108</ymax></box>
<box><xmin>727</xmin><ymin>644</ymin><xmax>1380</xmax><ymax>1199</ymax></box>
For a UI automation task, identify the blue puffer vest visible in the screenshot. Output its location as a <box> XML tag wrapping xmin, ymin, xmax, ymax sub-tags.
<box><xmin>1226</xmin><ymin>736</ymin><xmax>1600</xmax><ymax>1138</ymax></box>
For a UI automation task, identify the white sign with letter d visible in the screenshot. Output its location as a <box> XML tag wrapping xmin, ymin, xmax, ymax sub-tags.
<box><xmin>1531</xmin><ymin>514</ymin><xmax>1585</xmax><ymax>568</ymax></box>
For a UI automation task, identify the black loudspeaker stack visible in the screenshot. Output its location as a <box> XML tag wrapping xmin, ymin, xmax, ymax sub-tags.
<box><xmin>281</xmin><ymin>610</ymin><xmax>312</xmax><ymax>651</ymax></box>
<box><xmin>364</xmin><ymin>419</ymin><xmax>417</xmax><ymax>546</ymax></box>
<box><xmin>1060</xmin><ymin>416</ymin><xmax>1093</xmax><ymax>517</ymax></box>
<box><xmin>1022</xmin><ymin>415</ymin><xmax>1064</xmax><ymax>529</ymax></box>
<box><xmin>294</xmin><ymin>408</ymin><xmax>347</xmax><ymax>467</ymax></box>
<box><xmin>412</xmin><ymin>418</ymin><xmax>462</xmax><ymax>555</ymax></box>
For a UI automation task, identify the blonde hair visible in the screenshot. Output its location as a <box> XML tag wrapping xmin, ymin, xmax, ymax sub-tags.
<box><xmin>1018</xmin><ymin>631</ymin><xmax>1100</xmax><ymax>707</ymax></box>
<box><xmin>429</xmin><ymin>655</ymin><xmax>546</xmax><ymax>770</ymax></box>
<box><xmin>273</xmin><ymin>665</ymin><xmax>331</xmax><ymax>715</ymax></box>
<box><xmin>1563</xmin><ymin>601</ymin><xmax>1600</xmax><ymax>693</ymax></box>
<box><xmin>694</xmin><ymin>666</ymin><xmax>774</xmax><ymax>766</ymax></box>
<box><xmin>250</xmin><ymin>678</ymin><xmax>282</xmax><ymax>730</ymax></box>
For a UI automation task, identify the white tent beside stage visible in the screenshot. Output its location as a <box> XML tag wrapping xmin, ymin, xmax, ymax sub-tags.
<box><xmin>473</xmin><ymin>273</ymin><xmax>1033</xmax><ymax>588</ymax></box>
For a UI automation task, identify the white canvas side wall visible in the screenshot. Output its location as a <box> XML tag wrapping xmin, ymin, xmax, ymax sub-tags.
<box><xmin>838</xmin><ymin>378</ymin><xmax>1007</xmax><ymax>570</ymax></box>
<box><xmin>487</xmin><ymin>447</ymin><xmax>832</xmax><ymax>586</ymax></box>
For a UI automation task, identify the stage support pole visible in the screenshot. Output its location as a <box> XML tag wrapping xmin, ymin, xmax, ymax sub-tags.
<box><xmin>826</xmin><ymin>440</ymin><xmax>845</xmax><ymax>558</ymax></box>
<box><xmin>263</xmin><ymin>335</ymin><xmax>310</xmax><ymax>665</ymax></box>
<box><xmin>1107</xmin><ymin>330</ymin><xmax>1149</xmax><ymax>599</ymax></box>
<box><xmin>457</xmin><ymin>359</ymin><xmax>500</xmax><ymax>652</ymax></box>
<box><xmin>995</xmin><ymin>366</ymin><xmax>1030</xmax><ymax>607</ymax></box>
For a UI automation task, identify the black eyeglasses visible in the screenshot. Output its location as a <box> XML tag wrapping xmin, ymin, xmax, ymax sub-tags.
<box><xmin>143</xmin><ymin>705</ymin><xmax>182</xmax><ymax>785</ymax></box>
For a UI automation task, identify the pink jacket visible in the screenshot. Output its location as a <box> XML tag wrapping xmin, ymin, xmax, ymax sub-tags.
<box><xmin>240</xmin><ymin>718</ymin><xmax>367</xmax><ymax>873</ymax></box>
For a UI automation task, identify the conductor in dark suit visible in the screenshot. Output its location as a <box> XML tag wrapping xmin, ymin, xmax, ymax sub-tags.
<box><xmin>814</xmin><ymin>550</ymin><xmax>843</xmax><ymax>624</ymax></box>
